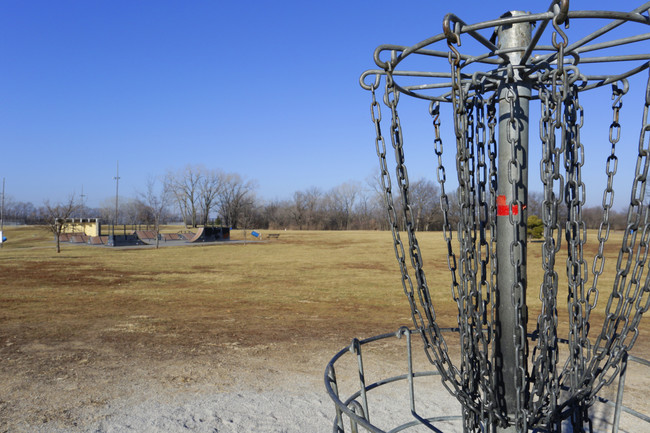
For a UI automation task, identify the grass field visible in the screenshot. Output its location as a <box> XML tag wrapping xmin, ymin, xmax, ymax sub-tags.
<box><xmin>0</xmin><ymin>225</ymin><xmax>649</xmax><ymax>430</ymax></box>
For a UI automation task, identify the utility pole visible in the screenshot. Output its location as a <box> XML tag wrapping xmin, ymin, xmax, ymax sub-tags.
<box><xmin>1</xmin><ymin>178</ymin><xmax>5</xmax><ymax>249</ymax></box>
<box><xmin>80</xmin><ymin>184</ymin><xmax>87</xmax><ymax>214</ymax></box>
<box><xmin>113</xmin><ymin>161</ymin><xmax>120</xmax><ymax>237</ymax></box>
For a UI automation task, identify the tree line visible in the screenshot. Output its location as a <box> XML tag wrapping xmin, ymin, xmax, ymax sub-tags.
<box><xmin>1</xmin><ymin>164</ymin><xmax>636</xmax><ymax>233</ymax></box>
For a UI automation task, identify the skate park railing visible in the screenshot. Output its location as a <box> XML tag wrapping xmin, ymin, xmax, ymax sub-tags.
<box><xmin>324</xmin><ymin>328</ymin><xmax>650</xmax><ymax>433</ymax></box>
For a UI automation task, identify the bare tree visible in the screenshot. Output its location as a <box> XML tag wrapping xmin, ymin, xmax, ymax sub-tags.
<box><xmin>218</xmin><ymin>173</ymin><xmax>257</xmax><ymax>228</ymax></box>
<box><xmin>291</xmin><ymin>191</ymin><xmax>308</xmax><ymax>229</ymax></box>
<box><xmin>353</xmin><ymin>186</ymin><xmax>382</xmax><ymax>230</ymax></box>
<box><xmin>365</xmin><ymin>172</ymin><xmax>391</xmax><ymax>230</ymax></box>
<box><xmin>140</xmin><ymin>177</ymin><xmax>171</xmax><ymax>248</ymax></box>
<box><xmin>2</xmin><ymin>197</ymin><xmax>40</xmax><ymax>225</ymax></box>
<box><xmin>41</xmin><ymin>195</ymin><xmax>80</xmax><ymax>253</ymax></box>
<box><xmin>264</xmin><ymin>199</ymin><xmax>291</xmax><ymax>229</ymax></box>
<box><xmin>121</xmin><ymin>198</ymin><xmax>149</xmax><ymax>227</ymax></box>
<box><xmin>326</xmin><ymin>182</ymin><xmax>361</xmax><ymax>230</ymax></box>
<box><xmin>198</xmin><ymin>169</ymin><xmax>225</xmax><ymax>226</ymax></box>
<box><xmin>408</xmin><ymin>178</ymin><xmax>440</xmax><ymax>231</ymax></box>
<box><xmin>166</xmin><ymin>165</ymin><xmax>202</xmax><ymax>228</ymax></box>
<box><xmin>302</xmin><ymin>187</ymin><xmax>322</xmax><ymax>229</ymax></box>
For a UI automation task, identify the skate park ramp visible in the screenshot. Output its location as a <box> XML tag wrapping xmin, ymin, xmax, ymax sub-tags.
<box><xmin>135</xmin><ymin>227</ymin><xmax>230</xmax><ymax>244</ymax></box>
<box><xmin>59</xmin><ymin>227</ymin><xmax>230</xmax><ymax>247</ymax></box>
<box><xmin>107</xmin><ymin>233</ymin><xmax>144</xmax><ymax>247</ymax></box>
<box><xmin>186</xmin><ymin>227</ymin><xmax>230</xmax><ymax>242</ymax></box>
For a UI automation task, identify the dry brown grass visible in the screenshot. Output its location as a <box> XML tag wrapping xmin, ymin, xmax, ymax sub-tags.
<box><xmin>0</xmin><ymin>225</ymin><xmax>648</xmax><ymax>428</ymax></box>
<box><xmin>0</xmin><ymin>226</ymin><xmax>647</xmax><ymax>354</ymax></box>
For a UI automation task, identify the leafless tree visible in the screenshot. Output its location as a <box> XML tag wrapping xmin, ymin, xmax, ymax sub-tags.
<box><xmin>364</xmin><ymin>172</ymin><xmax>391</xmax><ymax>230</ymax></box>
<box><xmin>325</xmin><ymin>182</ymin><xmax>361</xmax><ymax>230</ymax></box>
<box><xmin>166</xmin><ymin>165</ymin><xmax>202</xmax><ymax>228</ymax></box>
<box><xmin>291</xmin><ymin>191</ymin><xmax>308</xmax><ymax>230</ymax></box>
<box><xmin>98</xmin><ymin>197</ymin><xmax>118</xmax><ymax>225</ymax></box>
<box><xmin>140</xmin><ymin>177</ymin><xmax>171</xmax><ymax>248</ymax></box>
<box><xmin>41</xmin><ymin>195</ymin><xmax>80</xmax><ymax>253</ymax></box>
<box><xmin>217</xmin><ymin>173</ymin><xmax>257</xmax><ymax>229</ymax></box>
<box><xmin>527</xmin><ymin>191</ymin><xmax>544</xmax><ymax>220</ymax></box>
<box><xmin>407</xmin><ymin>178</ymin><xmax>440</xmax><ymax>231</ymax></box>
<box><xmin>2</xmin><ymin>197</ymin><xmax>39</xmax><ymax>224</ymax></box>
<box><xmin>302</xmin><ymin>187</ymin><xmax>322</xmax><ymax>229</ymax></box>
<box><xmin>165</xmin><ymin>166</ymin><xmax>226</xmax><ymax>228</ymax></box>
<box><xmin>264</xmin><ymin>199</ymin><xmax>291</xmax><ymax>229</ymax></box>
<box><xmin>198</xmin><ymin>169</ymin><xmax>225</xmax><ymax>226</ymax></box>
<box><xmin>121</xmin><ymin>198</ymin><xmax>149</xmax><ymax>227</ymax></box>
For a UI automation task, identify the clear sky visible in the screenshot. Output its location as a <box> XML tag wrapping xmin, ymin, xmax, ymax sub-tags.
<box><xmin>1</xmin><ymin>0</ymin><xmax>648</xmax><ymax>210</ymax></box>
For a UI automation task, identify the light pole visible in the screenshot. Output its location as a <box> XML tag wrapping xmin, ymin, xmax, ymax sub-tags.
<box><xmin>113</xmin><ymin>161</ymin><xmax>120</xmax><ymax>238</ymax></box>
<box><xmin>1</xmin><ymin>178</ymin><xmax>5</xmax><ymax>249</ymax></box>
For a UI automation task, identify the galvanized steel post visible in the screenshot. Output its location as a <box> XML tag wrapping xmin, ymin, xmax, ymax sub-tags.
<box><xmin>496</xmin><ymin>11</ymin><xmax>531</xmax><ymax>432</ymax></box>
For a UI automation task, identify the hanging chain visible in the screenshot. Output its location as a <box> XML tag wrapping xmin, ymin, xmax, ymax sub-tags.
<box><xmin>504</xmin><ymin>85</ymin><xmax>529</xmax><ymax>432</ymax></box>
<box><xmin>486</xmin><ymin>95</ymin><xmax>501</xmax><ymax>430</ymax></box>
<box><xmin>563</xmin><ymin>79</ymin><xmax>593</xmax><ymax>431</ymax></box>
<box><xmin>530</xmin><ymin>76</ymin><xmax>562</xmax><ymax>429</ymax></box>
<box><xmin>448</xmin><ymin>39</ymin><xmax>482</xmax><ymax>432</ymax></box>
<box><xmin>369</xmin><ymin>69</ymin><xmax>471</xmax><ymax>408</ymax></box>
<box><xmin>474</xmin><ymin>90</ymin><xmax>498</xmax><ymax>424</ymax></box>
<box><xmin>586</xmin><ymin>82</ymin><xmax>626</xmax><ymax>351</ymax></box>
<box><xmin>564</xmin><ymin>81</ymin><xmax>588</xmax><ymax>386</ymax></box>
<box><xmin>588</xmin><ymin>69</ymin><xmax>650</xmax><ymax>399</ymax></box>
<box><xmin>432</xmin><ymin>101</ymin><xmax>462</xmax><ymax>324</ymax></box>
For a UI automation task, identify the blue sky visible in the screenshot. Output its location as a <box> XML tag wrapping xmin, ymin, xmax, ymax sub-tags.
<box><xmin>1</xmin><ymin>0</ymin><xmax>648</xmax><ymax>210</ymax></box>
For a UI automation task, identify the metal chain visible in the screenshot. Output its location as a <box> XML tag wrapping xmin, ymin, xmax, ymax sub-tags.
<box><xmin>370</xmin><ymin>69</ymin><xmax>470</xmax><ymax>409</ymax></box>
<box><xmin>529</xmin><ymin>77</ymin><xmax>561</xmax><ymax>429</ymax></box>
<box><xmin>588</xmin><ymin>69</ymin><xmax>650</xmax><ymax>399</ymax></box>
<box><xmin>448</xmin><ymin>40</ymin><xmax>483</xmax><ymax>432</ymax></box>
<box><xmin>504</xmin><ymin>86</ymin><xmax>529</xmax><ymax>432</ymax></box>
<box><xmin>474</xmin><ymin>90</ymin><xmax>498</xmax><ymax>424</ymax></box>
<box><xmin>587</xmin><ymin>83</ymin><xmax>626</xmax><ymax>330</ymax></box>
<box><xmin>563</xmin><ymin>81</ymin><xmax>591</xmax><ymax>432</ymax></box>
<box><xmin>486</xmin><ymin>95</ymin><xmax>501</xmax><ymax>430</ymax></box>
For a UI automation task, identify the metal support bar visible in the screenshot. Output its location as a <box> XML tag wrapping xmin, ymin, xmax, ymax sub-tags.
<box><xmin>326</xmin><ymin>364</ymin><xmax>345</xmax><ymax>432</ymax></box>
<box><xmin>353</xmin><ymin>339</ymin><xmax>370</xmax><ymax>425</ymax></box>
<box><xmin>612</xmin><ymin>352</ymin><xmax>628</xmax><ymax>433</ymax></box>
<box><xmin>495</xmin><ymin>11</ymin><xmax>531</xmax><ymax>432</ymax></box>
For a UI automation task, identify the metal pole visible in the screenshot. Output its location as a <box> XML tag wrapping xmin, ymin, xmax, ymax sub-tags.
<box><xmin>495</xmin><ymin>11</ymin><xmax>531</xmax><ymax>432</ymax></box>
<box><xmin>113</xmin><ymin>161</ymin><xmax>120</xmax><ymax>239</ymax></box>
<box><xmin>1</xmin><ymin>178</ymin><xmax>4</xmax><ymax>249</ymax></box>
<box><xmin>80</xmin><ymin>184</ymin><xmax>86</xmax><ymax>214</ymax></box>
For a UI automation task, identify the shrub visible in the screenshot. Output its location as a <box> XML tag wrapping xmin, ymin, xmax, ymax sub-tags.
<box><xmin>528</xmin><ymin>215</ymin><xmax>544</xmax><ymax>239</ymax></box>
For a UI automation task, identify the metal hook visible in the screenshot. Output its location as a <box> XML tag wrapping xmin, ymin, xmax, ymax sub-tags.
<box><xmin>443</xmin><ymin>14</ymin><xmax>461</xmax><ymax>46</ymax></box>
<box><xmin>612</xmin><ymin>79</ymin><xmax>629</xmax><ymax>108</ymax></box>
<box><xmin>552</xmin><ymin>0</ymin><xmax>569</xmax><ymax>49</ymax></box>
<box><xmin>552</xmin><ymin>20</ymin><xmax>568</xmax><ymax>49</ymax></box>
<box><xmin>443</xmin><ymin>14</ymin><xmax>462</xmax><ymax>67</ymax></box>
<box><xmin>429</xmin><ymin>101</ymin><xmax>440</xmax><ymax>124</ymax></box>
<box><xmin>359</xmin><ymin>71</ymin><xmax>382</xmax><ymax>91</ymax></box>
<box><xmin>555</xmin><ymin>0</ymin><xmax>569</xmax><ymax>26</ymax></box>
<box><xmin>448</xmin><ymin>44</ymin><xmax>462</xmax><ymax>66</ymax></box>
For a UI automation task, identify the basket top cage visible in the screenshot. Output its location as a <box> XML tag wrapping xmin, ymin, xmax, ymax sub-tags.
<box><xmin>360</xmin><ymin>1</ymin><xmax>650</xmax><ymax>103</ymax></box>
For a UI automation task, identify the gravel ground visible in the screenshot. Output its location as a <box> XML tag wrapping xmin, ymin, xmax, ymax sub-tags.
<box><xmin>2</xmin><ymin>335</ymin><xmax>648</xmax><ymax>433</ymax></box>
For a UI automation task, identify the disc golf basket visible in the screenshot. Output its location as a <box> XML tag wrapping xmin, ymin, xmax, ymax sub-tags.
<box><xmin>325</xmin><ymin>1</ymin><xmax>650</xmax><ymax>432</ymax></box>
